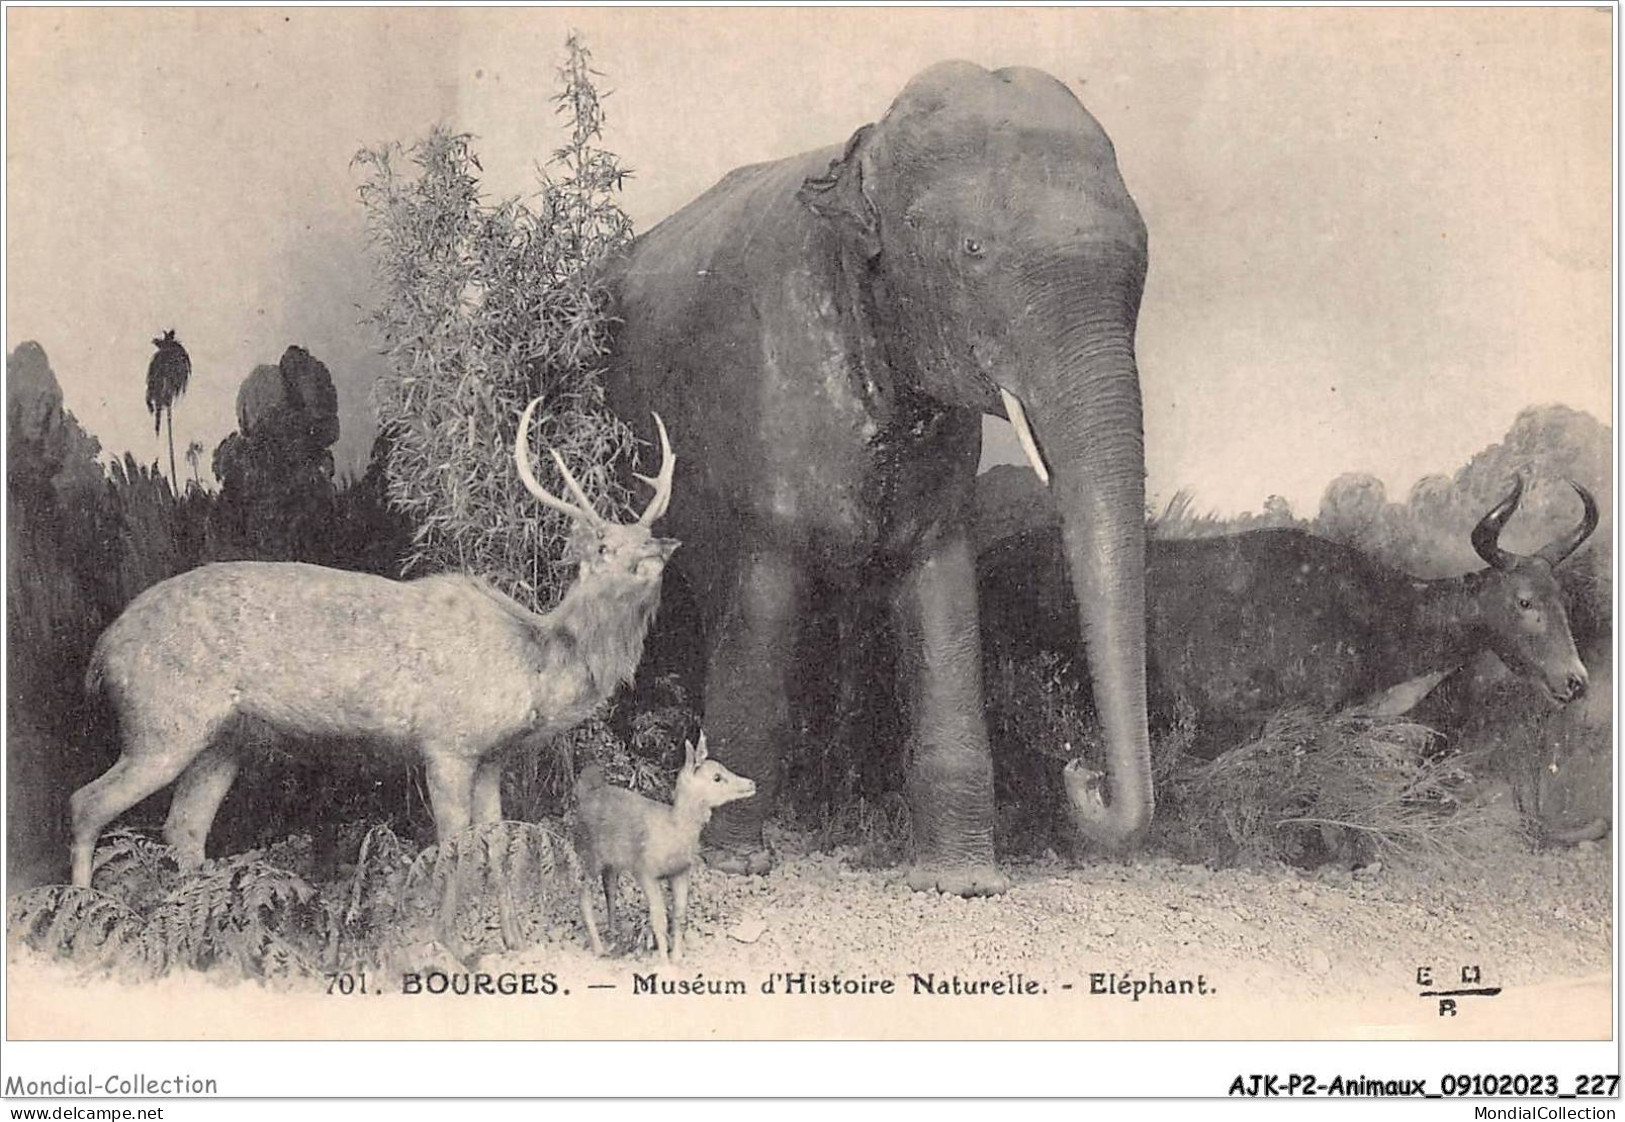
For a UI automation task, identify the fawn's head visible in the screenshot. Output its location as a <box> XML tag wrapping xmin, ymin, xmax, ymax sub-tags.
<box><xmin>675</xmin><ymin>732</ymin><xmax>757</xmax><ymax>810</ymax></box>
<box><xmin>514</xmin><ymin>398</ymin><xmax>681</xmax><ymax>587</ymax></box>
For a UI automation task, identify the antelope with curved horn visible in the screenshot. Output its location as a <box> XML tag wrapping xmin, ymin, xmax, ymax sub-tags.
<box><xmin>68</xmin><ymin>400</ymin><xmax>678</xmax><ymax>888</ymax></box>
<box><xmin>980</xmin><ymin>476</ymin><xmax>1599</xmax><ymax>766</ymax></box>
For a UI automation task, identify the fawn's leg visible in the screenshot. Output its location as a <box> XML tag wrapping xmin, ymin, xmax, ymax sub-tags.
<box><xmin>579</xmin><ymin>868</ymin><xmax>606</xmax><ymax>956</ymax></box>
<box><xmin>162</xmin><ymin>740</ymin><xmax>241</xmax><ymax>870</ymax></box>
<box><xmin>699</xmin><ymin>548</ymin><xmax>801</xmax><ymax>875</ymax></box>
<box><xmin>669</xmin><ymin>870</ymin><xmax>691</xmax><ymax>960</ymax></box>
<box><xmin>601</xmin><ymin>870</ymin><xmax>619</xmax><ymax>942</ymax></box>
<box><xmin>639</xmin><ymin>873</ymin><xmax>671</xmax><ymax>963</ymax></box>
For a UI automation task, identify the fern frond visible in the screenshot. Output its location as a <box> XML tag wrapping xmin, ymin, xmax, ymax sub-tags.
<box><xmin>8</xmin><ymin>885</ymin><xmax>154</xmax><ymax>977</ymax></box>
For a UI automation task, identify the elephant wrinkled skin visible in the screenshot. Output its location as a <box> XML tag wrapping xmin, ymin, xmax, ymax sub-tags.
<box><xmin>601</xmin><ymin>61</ymin><xmax>1155</xmax><ymax>893</ymax></box>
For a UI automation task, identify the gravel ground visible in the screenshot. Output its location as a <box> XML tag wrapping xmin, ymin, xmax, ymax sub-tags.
<box><xmin>607</xmin><ymin>827</ymin><xmax>1613</xmax><ymax>993</ymax></box>
<box><xmin>8</xmin><ymin>825</ymin><xmax>1611</xmax><ymax>1041</ymax></box>
<box><xmin>493</xmin><ymin>823</ymin><xmax>1610</xmax><ymax>1038</ymax></box>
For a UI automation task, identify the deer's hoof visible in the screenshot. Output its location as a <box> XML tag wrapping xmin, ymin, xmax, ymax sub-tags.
<box><xmin>907</xmin><ymin>862</ymin><xmax>1010</xmax><ymax>897</ymax></box>
<box><xmin>704</xmin><ymin>845</ymin><xmax>773</xmax><ymax>877</ymax></box>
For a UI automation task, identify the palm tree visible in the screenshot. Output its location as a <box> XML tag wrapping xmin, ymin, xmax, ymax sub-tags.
<box><xmin>185</xmin><ymin>439</ymin><xmax>205</xmax><ymax>490</ymax></box>
<box><xmin>146</xmin><ymin>329</ymin><xmax>192</xmax><ymax>493</ymax></box>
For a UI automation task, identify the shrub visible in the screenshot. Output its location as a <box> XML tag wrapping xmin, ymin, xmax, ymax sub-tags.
<box><xmin>355</xmin><ymin>33</ymin><xmax>637</xmax><ymax>611</ymax></box>
<box><xmin>1151</xmin><ymin>711</ymin><xmax>1512</xmax><ymax>870</ymax></box>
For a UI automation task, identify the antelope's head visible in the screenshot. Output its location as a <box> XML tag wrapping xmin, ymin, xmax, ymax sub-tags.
<box><xmin>1468</xmin><ymin>476</ymin><xmax>1598</xmax><ymax>704</ymax></box>
<box><xmin>514</xmin><ymin>399</ymin><xmax>680</xmax><ymax>587</ymax></box>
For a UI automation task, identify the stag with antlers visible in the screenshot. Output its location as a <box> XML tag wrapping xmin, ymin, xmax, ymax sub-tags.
<box><xmin>67</xmin><ymin>400</ymin><xmax>677</xmax><ymax>888</ymax></box>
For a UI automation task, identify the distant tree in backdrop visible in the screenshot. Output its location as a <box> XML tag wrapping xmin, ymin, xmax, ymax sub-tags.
<box><xmin>145</xmin><ymin>329</ymin><xmax>192</xmax><ymax>493</ymax></box>
<box><xmin>185</xmin><ymin>439</ymin><xmax>206</xmax><ymax>491</ymax></box>
<box><xmin>211</xmin><ymin>345</ymin><xmax>342</xmax><ymax>563</ymax></box>
<box><xmin>355</xmin><ymin>32</ymin><xmax>637</xmax><ymax>610</ymax></box>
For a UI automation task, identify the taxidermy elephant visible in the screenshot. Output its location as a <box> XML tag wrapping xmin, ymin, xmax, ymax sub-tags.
<box><xmin>602</xmin><ymin>61</ymin><xmax>1153</xmax><ymax>894</ymax></box>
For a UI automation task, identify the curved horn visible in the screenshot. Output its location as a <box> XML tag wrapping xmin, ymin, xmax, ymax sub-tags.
<box><xmin>634</xmin><ymin>412</ymin><xmax>676</xmax><ymax>525</ymax></box>
<box><xmin>1470</xmin><ymin>476</ymin><xmax>1524</xmax><ymax>570</ymax></box>
<box><xmin>1536</xmin><ymin>480</ymin><xmax>1599</xmax><ymax>566</ymax></box>
<box><xmin>514</xmin><ymin>398</ymin><xmax>607</xmax><ymax>526</ymax></box>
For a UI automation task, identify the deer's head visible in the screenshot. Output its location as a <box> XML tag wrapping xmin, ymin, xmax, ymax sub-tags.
<box><xmin>514</xmin><ymin>399</ymin><xmax>680</xmax><ymax>587</ymax></box>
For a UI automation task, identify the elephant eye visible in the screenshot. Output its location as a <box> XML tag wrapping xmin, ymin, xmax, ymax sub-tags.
<box><xmin>1518</xmin><ymin>597</ymin><xmax>1533</xmax><ymax>610</ymax></box>
<box><xmin>962</xmin><ymin>237</ymin><xmax>985</xmax><ymax>257</ymax></box>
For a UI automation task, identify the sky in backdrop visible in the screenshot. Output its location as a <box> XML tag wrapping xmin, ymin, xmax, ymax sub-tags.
<box><xmin>6</xmin><ymin>7</ymin><xmax>1613</xmax><ymax>516</ymax></box>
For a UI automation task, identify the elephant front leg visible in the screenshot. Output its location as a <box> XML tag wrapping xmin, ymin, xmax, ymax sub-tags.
<box><xmin>892</xmin><ymin>530</ymin><xmax>1010</xmax><ymax>897</ymax></box>
<box><xmin>700</xmin><ymin>548</ymin><xmax>801</xmax><ymax>876</ymax></box>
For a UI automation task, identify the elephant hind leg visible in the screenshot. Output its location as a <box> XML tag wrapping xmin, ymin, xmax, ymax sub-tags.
<box><xmin>696</xmin><ymin>548</ymin><xmax>801</xmax><ymax>875</ymax></box>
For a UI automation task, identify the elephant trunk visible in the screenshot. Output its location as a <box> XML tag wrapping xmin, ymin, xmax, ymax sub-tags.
<box><xmin>1021</xmin><ymin>319</ymin><xmax>1153</xmax><ymax>851</ymax></box>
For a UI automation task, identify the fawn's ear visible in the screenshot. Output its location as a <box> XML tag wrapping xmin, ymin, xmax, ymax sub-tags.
<box><xmin>693</xmin><ymin>731</ymin><xmax>709</xmax><ymax>766</ymax></box>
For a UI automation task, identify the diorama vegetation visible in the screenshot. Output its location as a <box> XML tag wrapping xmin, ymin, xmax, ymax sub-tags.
<box><xmin>9</xmin><ymin>38</ymin><xmax>674</xmax><ymax>980</ymax></box>
<box><xmin>980</xmin><ymin>402</ymin><xmax>1613</xmax><ymax>867</ymax></box>
<box><xmin>352</xmin><ymin>32</ymin><xmax>637</xmax><ymax>606</ymax></box>
<box><xmin>6</xmin><ymin>39</ymin><xmax>1611</xmax><ymax>985</ymax></box>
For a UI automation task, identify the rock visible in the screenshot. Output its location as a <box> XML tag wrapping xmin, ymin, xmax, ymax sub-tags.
<box><xmin>728</xmin><ymin>917</ymin><xmax>767</xmax><ymax>944</ymax></box>
<box><xmin>1296</xmin><ymin>890</ymin><xmax>1316</xmax><ymax>908</ymax></box>
<box><xmin>1308</xmin><ymin>948</ymin><xmax>1332</xmax><ymax>974</ymax></box>
<box><xmin>1097</xmin><ymin>923</ymin><xmax>1117</xmax><ymax>938</ymax></box>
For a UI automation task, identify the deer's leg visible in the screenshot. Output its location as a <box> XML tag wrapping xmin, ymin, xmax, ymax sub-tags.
<box><xmin>580</xmin><ymin>867</ymin><xmax>606</xmax><ymax>956</ymax></box>
<box><xmin>669</xmin><ymin>869</ymin><xmax>691</xmax><ymax>961</ymax></box>
<box><xmin>423</xmin><ymin>751</ymin><xmax>477</xmax><ymax>840</ymax></box>
<box><xmin>698</xmin><ymin>548</ymin><xmax>801</xmax><ymax>875</ymax></box>
<box><xmin>891</xmin><ymin>528</ymin><xmax>1009</xmax><ymax>897</ymax></box>
<box><xmin>163</xmin><ymin>740</ymin><xmax>241</xmax><ymax>871</ymax></box>
<box><xmin>639</xmin><ymin>873</ymin><xmax>671</xmax><ymax>963</ymax></box>
<box><xmin>471</xmin><ymin>756</ymin><xmax>504</xmax><ymax>826</ymax></box>
<box><xmin>425</xmin><ymin>750</ymin><xmax>480</xmax><ymax>964</ymax></box>
<box><xmin>70</xmin><ymin>717</ymin><xmax>216</xmax><ymax>888</ymax></box>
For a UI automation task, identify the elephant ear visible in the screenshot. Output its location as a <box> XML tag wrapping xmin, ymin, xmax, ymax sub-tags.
<box><xmin>798</xmin><ymin>123</ymin><xmax>881</xmax><ymax>260</ymax></box>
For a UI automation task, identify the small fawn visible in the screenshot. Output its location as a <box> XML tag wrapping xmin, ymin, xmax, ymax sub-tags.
<box><xmin>575</xmin><ymin>732</ymin><xmax>756</xmax><ymax>962</ymax></box>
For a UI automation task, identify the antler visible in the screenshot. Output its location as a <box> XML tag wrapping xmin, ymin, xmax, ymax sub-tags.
<box><xmin>514</xmin><ymin>399</ymin><xmax>677</xmax><ymax>528</ymax></box>
<box><xmin>514</xmin><ymin>398</ymin><xmax>609</xmax><ymax>527</ymax></box>
<box><xmin>635</xmin><ymin>412</ymin><xmax>676</xmax><ymax>525</ymax></box>
<box><xmin>1471</xmin><ymin>476</ymin><xmax>1524</xmax><ymax>570</ymax></box>
<box><xmin>1536</xmin><ymin>481</ymin><xmax>1599</xmax><ymax>566</ymax></box>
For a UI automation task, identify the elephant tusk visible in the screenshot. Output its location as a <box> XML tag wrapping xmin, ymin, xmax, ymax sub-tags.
<box><xmin>999</xmin><ymin>387</ymin><xmax>1051</xmax><ymax>486</ymax></box>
